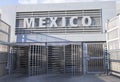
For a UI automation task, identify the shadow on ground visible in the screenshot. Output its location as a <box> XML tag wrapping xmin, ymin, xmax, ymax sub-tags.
<box><xmin>0</xmin><ymin>74</ymin><xmax>120</xmax><ymax>82</ymax></box>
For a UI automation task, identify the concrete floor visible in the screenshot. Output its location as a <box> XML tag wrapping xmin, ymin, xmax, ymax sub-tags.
<box><xmin>0</xmin><ymin>74</ymin><xmax>120</xmax><ymax>82</ymax></box>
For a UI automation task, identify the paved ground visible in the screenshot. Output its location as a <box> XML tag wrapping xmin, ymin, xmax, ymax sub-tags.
<box><xmin>0</xmin><ymin>74</ymin><xmax>120</xmax><ymax>82</ymax></box>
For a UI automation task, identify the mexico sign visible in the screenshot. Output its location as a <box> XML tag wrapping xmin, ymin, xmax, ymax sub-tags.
<box><xmin>24</xmin><ymin>16</ymin><xmax>92</xmax><ymax>28</ymax></box>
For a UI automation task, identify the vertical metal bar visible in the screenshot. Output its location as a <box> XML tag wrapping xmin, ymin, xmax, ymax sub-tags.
<box><xmin>75</xmin><ymin>45</ymin><xmax>77</xmax><ymax>75</ymax></box>
<box><xmin>28</xmin><ymin>45</ymin><xmax>30</xmax><ymax>76</ymax></box>
<box><xmin>40</xmin><ymin>45</ymin><xmax>42</xmax><ymax>74</ymax></box>
<box><xmin>64</xmin><ymin>45</ymin><xmax>65</xmax><ymax>74</ymax></box>
<box><xmin>46</xmin><ymin>44</ymin><xmax>48</xmax><ymax>74</ymax></box>
<box><xmin>34</xmin><ymin>45</ymin><xmax>36</xmax><ymax>75</ymax></box>
<box><xmin>93</xmin><ymin>44</ymin><xmax>95</xmax><ymax>72</ymax></box>
<box><xmin>80</xmin><ymin>44</ymin><xmax>81</xmax><ymax>74</ymax></box>
<box><xmin>78</xmin><ymin>45</ymin><xmax>79</xmax><ymax>74</ymax></box>
<box><xmin>75</xmin><ymin>44</ymin><xmax>77</xmax><ymax>75</ymax></box>
<box><xmin>83</xmin><ymin>43</ymin><xmax>87</xmax><ymax>74</ymax></box>
<box><xmin>73</xmin><ymin>44</ymin><xmax>74</xmax><ymax>76</ymax></box>
<box><xmin>40</xmin><ymin>45</ymin><xmax>41</xmax><ymax>74</ymax></box>
<box><xmin>36</xmin><ymin>45</ymin><xmax>39</xmax><ymax>75</ymax></box>
<box><xmin>37</xmin><ymin>45</ymin><xmax>40</xmax><ymax>75</ymax></box>
<box><xmin>96</xmin><ymin>44</ymin><xmax>98</xmax><ymax>71</ymax></box>
<box><xmin>38</xmin><ymin>45</ymin><xmax>41</xmax><ymax>74</ymax></box>
<box><xmin>71</xmin><ymin>44</ymin><xmax>73</xmax><ymax>75</ymax></box>
<box><xmin>35</xmin><ymin>45</ymin><xmax>36</xmax><ymax>75</ymax></box>
<box><xmin>38</xmin><ymin>45</ymin><xmax>40</xmax><ymax>75</ymax></box>
<box><xmin>31</xmin><ymin>45</ymin><xmax>33</xmax><ymax>76</ymax></box>
<box><xmin>41</xmin><ymin>45</ymin><xmax>42</xmax><ymax>74</ymax></box>
<box><xmin>78</xmin><ymin>45</ymin><xmax>80</xmax><ymax>75</ymax></box>
<box><xmin>72</xmin><ymin>44</ymin><xmax>74</xmax><ymax>75</ymax></box>
<box><xmin>75</xmin><ymin>44</ymin><xmax>76</xmax><ymax>75</ymax></box>
<box><xmin>34</xmin><ymin>45</ymin><xmax>35</xmax><ymax>75</ymax></box>
<box><xmin>41</xmin><ymin>46</ymin><xmax>45</xmax><ymax>73</ymax></box>
<box><xmin>36</xmin><ymin>45</ymin><xmax>37</xmax><ymax>75</ymax></box>
<box><xmin>35</xmin><ymin>45</ymin><xmax>38</xmax><ymax>75</ymax></box>
<box><xmin>79</xmin><ymin>44</ymin><xmax>80</xmax><ymax>74</ymax></box>
<box><xmin>98</xmin><ymin>44</ymin><xmax>100</xmax><ymax>71</ymax></box>
<box><xmin>94</xmin><ymin>44</ymin><xmax>96</xmax><ymax>72</ymax></box>
<box><xmin>94</xmin><ymin>44</ymin><xmax>95</xmax><ymax>71</ymax></box>
<box><xmin>32</xmin><ymin>45</ymin><xmax>34</xmax><ymax>76</ymax></box>
<box><xmin>75</xmin><ymin>45</ymin><xmax>76</xmax><ymax>75</ymax></box>
<box><xmin>74</xmin><ymin>44</ymin><xmax>76</xmax><ymax>75</ymax></box>
<box><xmin>102</xmin><ymin>43</ymin><xmax>104</xmax><ymax>72</ymax></box>
<box><xmin>103</xmin><ymin>43</ymin><xmax>105</xmax><ymax>72</ymax></box>
<box><xmin>73</xmin><ymin>44</ymin><xmax>76</xmax><ymax>75</ymax></box>
<box><xmin>29</xmin><ymin>46</ymin><xmax>31</xmax><ymax>76</ymax></box>
<box><xmin>99</xmin><ymin>44</ymin><xmax>100</xmax><ymax>71</ymax></box>
<box><xmin>41</xmin><ymin>46</ymin><xmax>44</xmax><ymax>72</ymax></box>
<box><xmin>31</xmin><ymin>45</ymin><xmax>32</xmax><ymax>76</ymax></box>
<box><xmin>97</xmin><ymin>44</ymin><xmax>98</xmax><ymax>71</ymax></box>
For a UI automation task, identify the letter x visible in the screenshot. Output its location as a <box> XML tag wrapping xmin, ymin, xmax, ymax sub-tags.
<box><xmin>49</xmin><ymin>17</ymin><xmax>58</xmax><ymax>27</ymax></box>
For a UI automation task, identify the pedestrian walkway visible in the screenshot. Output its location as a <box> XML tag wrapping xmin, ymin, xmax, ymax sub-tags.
<box><xmin>0</xmin><ymin>74</ymin><xmax>120</xmax><ymax>82</ymax></box>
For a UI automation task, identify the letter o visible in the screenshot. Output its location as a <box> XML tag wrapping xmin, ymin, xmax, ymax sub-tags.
<box><xmin>82</xmin><ymin>16</ymin><xmax>92</xmax><ymax>26</ymax></box>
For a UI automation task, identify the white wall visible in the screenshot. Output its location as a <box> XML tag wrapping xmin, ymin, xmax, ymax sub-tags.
<box><xmin>0</xmin><ymin>6</ymin><xmax>16</xmax><ymax>42</ymax></box>
<box><xmin>116</xmin><ymin>3</ymin><xmax>120</xmax><ymax>15</ymax></box>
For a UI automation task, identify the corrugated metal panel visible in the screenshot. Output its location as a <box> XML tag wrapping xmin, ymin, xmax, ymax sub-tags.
<box><xmin>16</xmin><ymin>9</ymin><xmax>102</xmax><ymax>34</ymax></box>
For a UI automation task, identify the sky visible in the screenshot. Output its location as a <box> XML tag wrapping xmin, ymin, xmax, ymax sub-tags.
<box><xmin>0</xmin><ymin>0</ymin><xmax>119</xmax><ymax>6</ymax></box>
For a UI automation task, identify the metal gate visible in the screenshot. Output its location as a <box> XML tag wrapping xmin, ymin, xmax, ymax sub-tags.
<box><xmin>83</xmin><ymin>43</ymin><xmax>105</xmax><ymax>74</ymax></box>
<box><xmin>28</xmin><ymin>43</ymin><xmax>83</xmax><ymax>76</ymax></box>
<box><xmin>8</xmin><ymin>46</ymin><xmax>29</xmax><ymax>74</ymax></box>
<box><xmin>29</xmin><ymin>44</ymin><xmax>47</xmax><ymax>76</ymax></box>
<box><xmin>47</xmin><ymin>45</ymin><xmax>65</xmax><ymax>74</ymax></box>
<box><xmin>8</xmin><ymin>42</ymin><xmax>106</xmax><ymax>76</ymax></box>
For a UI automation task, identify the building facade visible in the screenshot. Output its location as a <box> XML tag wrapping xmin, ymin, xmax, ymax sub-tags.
<box><xmin>0</xmin><ymin>19</ymin><xmax>10</xmax><ymax>76</ymax></box>
<box><xmin>107</xmin><ymin>15</ymin><xmax>120</xmax><ymax>77</ymax></box>
<box><xmin>0</xmin><ymin>1</ymin><xmax>116</xmax><ymax>76</ymax></box>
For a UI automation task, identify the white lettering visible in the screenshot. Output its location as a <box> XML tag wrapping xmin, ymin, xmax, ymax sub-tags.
<box><xmin>39</xmin><ymin>17</ymin><xmax>46</xmax><ymax>27</ymax></box>
<box><xmin>24</xmin><ymin>18</ymin><xmax>35</xmax><ymax>28</ymax></box>
<box><xmin>82</xmin><ymin>16</ymin><xmax>92</xmax><ymax>26</ymax></box>
<box><xmin>62</xmin><ymin>17</ymin><xmax>66</xmax><ymax>27</ymax></box>
<box><xmin>49</xmin><ymin>17</ymin><xmax>58</xmax><ymax>27</ymax></box>
<box><xmin>70</xmin><ymin>16</ymin><xmax>78</xmax><ymax>27</ymax></box>
<box><xmin>23</xmin><ymin>16</ymin><xmax>93</xmax><ymax>28</ymax></box>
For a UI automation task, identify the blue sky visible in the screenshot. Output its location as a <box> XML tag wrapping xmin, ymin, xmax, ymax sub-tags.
<box><xmin>0</xmin><ymin>0</ymin><xmax>18</xmax><ymax>5</ymax></box>
<box><xmin>0</xmin><ymin>0</ymin><xmax>119</xmax><ymax>6</ymax></box>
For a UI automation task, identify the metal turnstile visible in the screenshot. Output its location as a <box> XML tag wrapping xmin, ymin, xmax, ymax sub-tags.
<box><xmin>9</xmin><ymin>42</ymin><xmax>106</xmax><ymax>76</ymax></box>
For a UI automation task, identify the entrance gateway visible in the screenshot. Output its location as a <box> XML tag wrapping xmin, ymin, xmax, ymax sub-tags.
<box><xmin>8</xmin><ymin>42</ymin><xmax>107</xmax><ymax>76</ymax></box>
<box><xmin>9</xmin><ymin>9</ymin><xmax>107</xmax><ymax>76</ymax></box>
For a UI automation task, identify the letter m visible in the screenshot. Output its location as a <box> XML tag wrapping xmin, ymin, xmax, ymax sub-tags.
<box><xmin>24</xmin><ymin>18</ymin><xmax>35</xmax><ymax>28</ymax></box>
